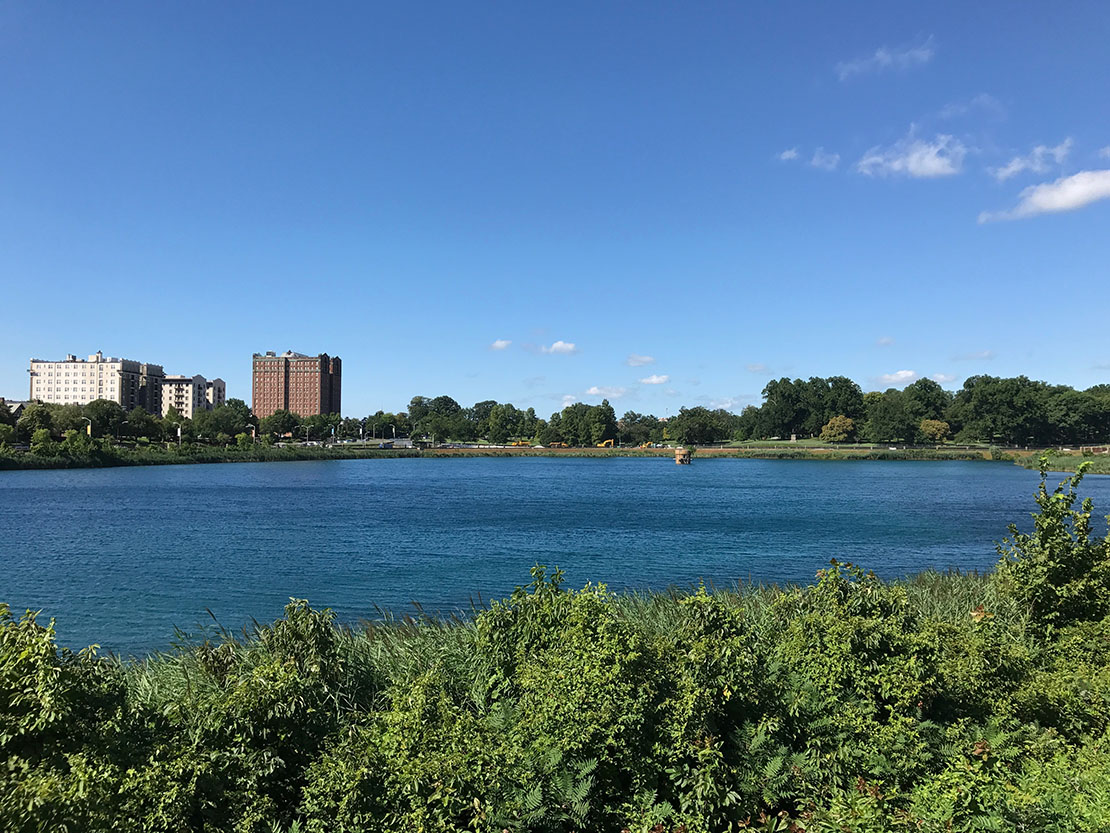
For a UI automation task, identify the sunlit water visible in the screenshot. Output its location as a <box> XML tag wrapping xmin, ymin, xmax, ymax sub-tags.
<box><xmin>2</xmin><ymin>457</ymin><xmax>1107</xmax><ymax>655</ymax></box>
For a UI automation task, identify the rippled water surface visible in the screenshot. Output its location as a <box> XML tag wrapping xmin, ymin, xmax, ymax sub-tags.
<box><xmin>2</xmin><ymin>458</ymin><xmax>1107</xmax><ymax>654</ymax></box>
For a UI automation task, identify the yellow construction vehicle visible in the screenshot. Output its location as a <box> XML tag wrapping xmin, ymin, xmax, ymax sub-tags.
<box><xmin>509</xmin><ymin>440</ymin><xmax>532</xmax><ymax>447</ymax></box>
<box><xmin>596</xmin><ymin>439</ymin><xmax>614</xmax><ymax>448</ymax></box>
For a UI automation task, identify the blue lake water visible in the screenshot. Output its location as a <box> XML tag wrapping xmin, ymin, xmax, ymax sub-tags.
<box><xmin>2</xmin><ymin>457</ymin><xmax>1108</xmax><ymax>655</ymax></box>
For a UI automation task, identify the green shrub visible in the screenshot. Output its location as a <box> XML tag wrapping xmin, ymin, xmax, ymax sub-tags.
<box><xmin>994</xmin><ymin>459</ymin><xmax>1110</xmax><ymax>631</ymax></box>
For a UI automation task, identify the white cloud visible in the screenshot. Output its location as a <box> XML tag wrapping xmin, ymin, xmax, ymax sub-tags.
<box><xmin>953</xmin><ymin>350</ymin><xmax>995</xmax><ymax>361</ymax></box>
<box><xmin>560</xmin><ymin>395</ymin><xmax>577</xmax><ymax>407</ymax></box>
<box><xmin>541</xmin><ymin>340</ymin><xmax>578</xmax><ymax>354</ymax></box>
<box><xmin>745</xmin><ymin>363</ymin><xmax>767</xmax><ymax>373</ymax></box>
<box><xmin>639</xmin><ymin>374</ymin><xmax>670</xmax><ymax>385</ymax></box>
<box><xmin>938</xmin><ymin>93</ymin><xmax>1005</xmax><ymax>120</ymax></box>
<box><xmin>877</xmin><ymin>370</ymin><xmax>918</xmax><ymax>386</ymax></box>
<box><xmin>489</xmin><ymin>339</ymin><xmax>511</xmax><ymax>350</ymax></box>
<box><xmin>708</xmin><ymin>397</ymin><xmax>742</xmax><ymax>410</ymax></box>
<box><xmin>626</xmin><ymin>353</ymin><xmax>654</xmax><ymax>367</ymax></box>
<box><xmin>836</xmin><ymin>37</ymin><xmax>934</xmax><ymax>81</ymax></box>
<box><xmin>931</xmin><ymin>373</ymin><xmax>957</xmax><ymax>384</ymax></box>
<box><xmin>586</xmin><ymin>385</ymin><xmax>627</xmax><ymax>398</ymax></box>
<box><xmin>858</xmin><ymin>131</ymin><xmax>967</xmax><ymax>178</ymax></box>
<box><xmin>1100</xmin><ymin>147</ymin><xmax>1110</xmax><ymax>159</ymax></box>
<box><xmin>990</xmin><ymin>138</ymin><xmax>1072</xmax><ymax>182</ymax></box>
<box><xmin>810</xmin><ymin>148</ymin><xmax>840</xmax><ymax>171</ymax></box>
<box><xmin>979</xmin><ymin>169</ymin><xmax>1110</xmax><ymax>222</ymax></box>
<box><xmin>778</xmin><ymin>147</ymin><xmax>799</xmax><ymax>161</ymax></box>
<box><xmin>877</xmin><ymin>336</ymin><xmax>895</xmax><ymax>347</ymax></box>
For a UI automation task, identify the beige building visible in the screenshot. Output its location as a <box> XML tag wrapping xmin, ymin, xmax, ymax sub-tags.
<box><xmin>163</xmin><ymin>375</ymin><xmax>225</xmax><ymax>419</ymax></box>
<box><xmin>28</xmin><ymin>352</ymin><xmax>164</xmax><ymax>412</ymax></box>
<box><xmin>206</xmin><ymin>378</ymin><xmax>226</xmax><ymax>409</ymax></box>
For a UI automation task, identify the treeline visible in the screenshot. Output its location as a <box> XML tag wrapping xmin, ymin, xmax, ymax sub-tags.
<box><xmin>732</xmin><ymin>375</ymin><xmax>1110</xmax><ymax>446</ymax></box>
<box><xmin>3</xmin><ymin>373</ymin><xmax>1108</xmax><ymax>455</ymax></box>
<box><xmin>2</xmin><ymin>464</ymin><xmax>1110</xmax><ymax>831</ymax></box>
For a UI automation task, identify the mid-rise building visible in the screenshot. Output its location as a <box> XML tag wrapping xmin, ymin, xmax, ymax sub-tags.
<box><xmin>205</xmin><ymin>379</ymin><xmax>226</xmax><ymax>409</ymax></box>
<box><xmin>28</xmin><ymin>352</ymin><xmax>164</xmax><ymax>412</ymax></box>
<box><xmin>252</xmin><ymin>351</ymin><xmax>341</xmax><ymax>418</ymax></box>
<box><xmin>162</xmin><ymin>375</ymin><xmax>206</xmax><ymax>419</ymax></box>
<box><xmin>162</xmin><ymin>375</ymin><xmax>225</xmax><ymax>419</ymax></box>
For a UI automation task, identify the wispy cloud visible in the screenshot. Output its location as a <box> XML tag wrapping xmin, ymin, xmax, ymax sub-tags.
<box><xmin>877</xmin><ymin>370</ymin><xmax>918</xmax><ymax>386</ymax></box>
<box><xmin>778</xmin><ymin>147</ymin><xmax>799</xmax><ymax>161</ymax></box>
<box><xmin>522</xmin><ymin>375</ymin><xmax>546</xmax><ymax>388</ymax></box>
<box><xmin>489</xmin><ymin>339</ymin><xmax>512</xmax><ymax>350</ymax></box>
<box><xmin>877</xmin><ymin>336</ymin><xmax>895</xmax><ymax>347</ymax></box>
<box><xmin>953</xmin><ymin>350</ymin><xmax>995</xmax><ymax>361</ymax></box>
<box><xmin>858</xmin><ymin>130</ymin><xmax>967</xmax><ymax>178</ymax></box>
<box><xmin>541</xmin><ymin>340</ymin><xmax>578</xmax><ymax>355</ymax></box>
<box><xmin>626</xmin><ymin>353</ymin><xmax>655</xmax><ymax>367</ymax></box>
<box><xmin>560</xmin><ymin>395</ymin><xmax>577</xmax><ymax>407</ymax></box>
<box><xmin>931</xmin><ymin>373</ymin><xmax>957</xmax><ymax>384</ymax></box>
<box><xmin>745</xmin><ymin>363</ymin><xmax>768</xmax><ymax>373</ymax></box>
<box><xmin>586</xmin><ymin>385</ymin><xmax>627</xmax><ymax>398</ymax></box>
<box><xmin>810</xmin><ymin>148</ymin><xmax>840</xmax><ymax>171</ymax></box>
<box><xmin>836</xmin><ymin>37</ymin><xmax>934</xmax><ymax>81</ymax></box>
<box><xmin>1100</xmin><ymin>147</ymin><xmax>1110</xmax><ymax>159</ymax></box>
<box><xmin>639</xmin><ymin>374</ymin><xmax>670</xmax><ymax>385</ymax></box>
<box><xmin>938</xmin><ymin>93</ymin><xmax>1005</xmax><ymax>120</ymax></box>
<box><xmin>979</xmin><ymin>170</ymin><xmax>1110</xmax><ymax>222</ymax></box>
<box><xmin>990</xmin><ymin>138</ymin><xmax>1072</xmax><ymax>182</ymax></box>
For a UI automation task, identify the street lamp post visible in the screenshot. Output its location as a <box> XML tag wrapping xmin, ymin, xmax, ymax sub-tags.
<box><xmin>81</xmin><ymin>417</ymin><xmax>92</xmax><ymax>437</ymax></box>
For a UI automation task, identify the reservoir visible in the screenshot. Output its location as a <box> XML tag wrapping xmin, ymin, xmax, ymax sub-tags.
<box><xmin>2</xmin><ymin>457</ymin><xmax>1107</xmax><ymax>655</ymax></box>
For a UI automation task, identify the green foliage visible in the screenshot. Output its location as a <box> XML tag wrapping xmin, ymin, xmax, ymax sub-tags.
<box><xmin>994</xmin><ymin>458</ymin><xmax>1110</xmax><ymax>631</ymax></box>
<box><xmin>819</xmin><ymin>414</ymin><xmax>855</xmax><ymax>443</ymax></box>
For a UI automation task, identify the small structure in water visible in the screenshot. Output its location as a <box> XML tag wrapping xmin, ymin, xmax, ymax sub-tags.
<box><xmin>675</xmin><ymin>447</ymin><xmax>692</xmax><ymax>465</ymax></box>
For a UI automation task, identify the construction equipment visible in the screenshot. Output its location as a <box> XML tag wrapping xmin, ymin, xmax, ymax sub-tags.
<box><xmin>596</xmin><ymin>439</ymin><xmax>614</xmax><ymax>448</ymax></box>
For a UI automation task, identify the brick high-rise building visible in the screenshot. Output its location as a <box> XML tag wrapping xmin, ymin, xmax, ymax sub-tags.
<box><xmin>252</xmin><ymin>351</ymin><xmax>341</xmax><ymax>419</ymax></box>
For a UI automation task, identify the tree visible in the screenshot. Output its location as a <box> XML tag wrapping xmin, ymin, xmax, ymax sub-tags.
<box><xmin>30</xmin><ymin>427</ymin><xmax>55</xmax><ymax>456</ymax></box>
<box><xmin>667</xmin><ymin>406</ymin><xmax>729</xmax><ymax>445</ymax></box>
<box><xmin>919</xmin><ymin>419</ymin><xmax>950</xmax><ymax>444</ymax></box>
<box><xmin>862</xmin><ymin>389</ymin><xmax>913</xmax><ymax>443</ymax></box>
<box><xmin>0</xmin><ymin>424</ymin><xmax>14</xmax><ymax>447</ymax></box>
<box><xmin>124</xmin><ymin>407</ymin><xmax>159</xmax><ymax>441</ymax></box>
<box><xmin>84</xmin><ymin>399</ymin><xmax>125</xmax><ymax>439</ymax></box>
<box><xmin>486</xmin><ymin>404</ymin><xmax>512</xmax><ymax>444</ymax></box>
<box><xmin>260</xmin><ymin>409</ymin><xmax>300</xmax><ymax>438</ymax></box>
<box><xmin>587</xmin><ymin>400</ymin><xmax>618</xmax><ymax>445</ymax></box>
<box><xmin>0</xmin><ymin>402</ymin><xmax>14</xmax><ymax>427</ymax></box>
<box><xmin>17</xmin><ymin>404</ymin><xmax>53</xmax><ymax>441</ymax></box>
<box><xmin>820</xmin><ymin>415</ymin><xmax>856</xmax><ymax>443</ymax></box>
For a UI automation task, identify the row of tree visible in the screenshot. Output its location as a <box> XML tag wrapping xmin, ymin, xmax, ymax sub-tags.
<box><xmin>2</xmin><ymin>374</ymin><xmax>1108</xmax><ymax>450</ymax></box>
<box><xmin>732</xmin><ymin>375</ymin><xmax>1110</xmax><ymax>445</ymax></box>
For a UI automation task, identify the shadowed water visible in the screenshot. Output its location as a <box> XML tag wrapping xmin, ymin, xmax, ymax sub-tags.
<box><xmin>2</xmin><ymin>457</ymin><xmax>1107</xmax><ymax>655</ymax></box>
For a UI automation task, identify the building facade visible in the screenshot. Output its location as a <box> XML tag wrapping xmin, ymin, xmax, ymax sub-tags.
<box><xmin>28</xmin><ymin>352</ymin><xmax>164</xmax><ymax>412</ymax></box>
<box><xmin>206</xmin><ymin>379</ymin><xmax>226</xmax><ymax>409</ymax></box>
<box><xmin>162</xmin><ymin>375</ymin><xmax>226</xmax><ymax>419</ymax></box>
<box><xmin>252</xmin><ymin>351</ymin><xmax>341</xmax><ymax>419</ymax></box>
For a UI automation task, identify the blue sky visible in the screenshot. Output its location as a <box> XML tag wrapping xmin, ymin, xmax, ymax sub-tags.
<box><xmin>2</xmin><ymin>2</ymin><xmax>1108</xmax><ymax>417</ymax></box>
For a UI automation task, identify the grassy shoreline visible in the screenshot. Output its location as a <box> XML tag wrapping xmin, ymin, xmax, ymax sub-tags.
<box><xmin>2</xmin><ymin>441</ymin><xmax>1107</xmax><ymax>472</ymax></box>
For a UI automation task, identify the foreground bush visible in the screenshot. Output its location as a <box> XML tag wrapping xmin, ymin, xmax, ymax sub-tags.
<box><xmin>2</xmin><ymin>463</ymin><xmax>1109</xmax><ymax>832</ymax></box>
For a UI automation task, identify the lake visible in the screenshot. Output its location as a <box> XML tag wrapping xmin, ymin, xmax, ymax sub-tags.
<box><xmin>2</xmin><ymin>457</ymin><xmax>1107</xmax><ymax>655</ymax></box>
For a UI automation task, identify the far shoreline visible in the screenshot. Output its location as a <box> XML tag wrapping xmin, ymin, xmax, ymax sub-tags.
<box><xmin>2</xmin><ymin>442</ymin><xmax>1106</xmax><ymax>474</ymax></box>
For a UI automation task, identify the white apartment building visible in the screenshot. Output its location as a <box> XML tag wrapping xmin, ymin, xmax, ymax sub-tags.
<box><xmin>162</xmin><ymin>375</ymin><xmax>226</xmax><ymax>418</ymax></box>
<box><xmin>28</xmin><ymin>352</ymin><xmax>164</xmax><ymax>412</ymax></box>
<box><xmin>206</xmin><ymin>378</ymin><xmax>226</xmax><ymax>409</ymax></box>
<box><xmin>162</xmin><ymin>375</ymin><xmax>207</xmax><ymax>419</ymax></box>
